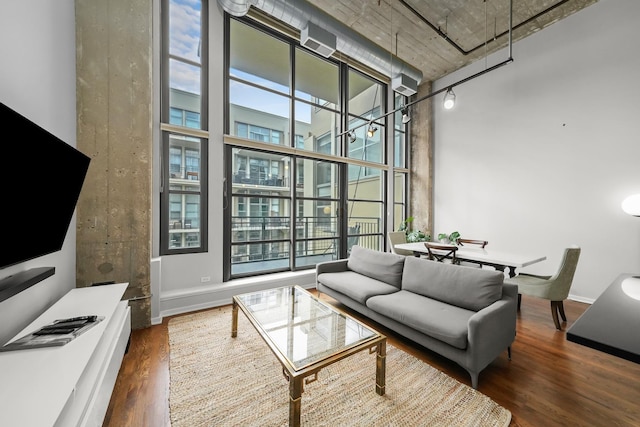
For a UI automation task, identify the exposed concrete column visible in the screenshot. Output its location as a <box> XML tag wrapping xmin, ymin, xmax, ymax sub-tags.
<box><xmin>408</xmin><ymin>81</ymin><xmax>433</xmax><ymax>239</ymax></box>
<box><xmin>75</xmin><ymin>0</ymin><xmax>152</xmax><ymax>329</ymax></box>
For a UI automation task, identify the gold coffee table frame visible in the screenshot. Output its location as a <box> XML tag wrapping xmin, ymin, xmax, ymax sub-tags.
<box><xmin>232</xmin><ymin>285</ymin><xmax>386</xmax><ymax>427</ymax></box>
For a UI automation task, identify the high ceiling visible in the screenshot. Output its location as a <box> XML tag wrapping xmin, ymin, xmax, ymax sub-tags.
<box><xmin>306</xmin><ymin>0</ymin><xmax>599</xmax><ymax>83</ymax></box>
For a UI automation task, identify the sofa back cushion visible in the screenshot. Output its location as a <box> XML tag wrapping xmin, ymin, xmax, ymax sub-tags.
<box><xmin>401</xmin><ymin>256</ymin><xmax>503</xmax><ymax>311</ymax></box>
<box><xmin>347</xmin><ymin>245</ymin><xmax>406</xmax><ymax>289</ymax></box>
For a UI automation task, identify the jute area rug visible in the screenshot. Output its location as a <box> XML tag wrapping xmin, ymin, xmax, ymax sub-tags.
<box><xmin>168</xmin><ymin>306</ymin><xmax>512</xmax><ymax>427</ymax></box>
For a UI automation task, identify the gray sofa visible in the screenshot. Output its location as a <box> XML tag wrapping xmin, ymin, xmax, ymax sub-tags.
<box><xmin>316</xmin><ymin>245</ymin><xmax>517</xmax><ymax>388</ymax></box>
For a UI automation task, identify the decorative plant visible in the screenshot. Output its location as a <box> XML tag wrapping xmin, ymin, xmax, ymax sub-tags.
<box><xmin>438</xmin><ymin>231</ymin><xmax>461</xmax><ymax>244</ymax></box>
<box><xmin>399</xmin><ymin>217</ymin><xmax>430</xmax><ymax>243</ymax></box>
<box><xmin>407</xmin><ymin>230</ymin><xmax>429</xmax><ymax>243</ymax></box>
<box><xmin>398</xmin><ymin>216</ymin><xmax>414</xmax><ymax>233</ymax></box>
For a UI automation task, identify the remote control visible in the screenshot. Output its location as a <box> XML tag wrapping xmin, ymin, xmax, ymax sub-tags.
<box><xmin>42</xmin><ymin>321</ymin><xmax>87</xmax><ymax>329</ymax></box>
<box><xmin>55</xmin><ymin>315</ymin><xmax>98</xmax><ymax>324</ymax></box>
<box><xmin>33</xmin><ymin>328</ymin><xmax>76</xmax><ymax>335</ymax></box>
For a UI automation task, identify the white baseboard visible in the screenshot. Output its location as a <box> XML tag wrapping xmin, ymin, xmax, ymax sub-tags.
<box><xmin>568</xmin><ymin>294</ymin><xmax>595</xmax><ymax>304</ymax></box>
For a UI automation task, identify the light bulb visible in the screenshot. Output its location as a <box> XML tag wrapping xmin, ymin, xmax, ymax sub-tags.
<box><xmin>401</xmin><ymin>107</ymin><xmax>411</xmax><ymax>124</ymax></box>
<box><xmin>443</xmin><ymin>88</ymin><xmax>456</xmax><ymax>110</ymax></box>
<box><xmin>367</xmin><ymin>123</ymin><xmax>377</xmax><ymax>138</ymax></box>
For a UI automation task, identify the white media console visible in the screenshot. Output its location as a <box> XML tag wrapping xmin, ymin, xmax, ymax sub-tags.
<box><xmin>0</xmin><ymin>283</ymin><xmax>131</xmax><ymax>426</ymax></box>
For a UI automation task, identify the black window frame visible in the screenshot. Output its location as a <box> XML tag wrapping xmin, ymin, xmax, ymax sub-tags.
<box><xmin>159</xmin><ymin>0</ymin><xmax>209</xmax><ymax>256</ymax></box>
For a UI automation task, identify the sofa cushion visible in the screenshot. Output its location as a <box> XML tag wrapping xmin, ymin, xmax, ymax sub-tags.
<box><xmin>366</xmin><ymin>290</ymin><xmax>474</xmax><ymax>350</ymax></box>
<box><xmin>401</xmin><ymin>256</ymin><xmax>504</xmax><ymax>311</ymax></box>
<box><xmin>317</xmin><ymin>271</ymin><xmax>399</xmax><ymax>304</ymax></box>
<box><xmin>347</xmin><ymin>245</ymin><xmax>406</xmax><ymax>289</ymax></box>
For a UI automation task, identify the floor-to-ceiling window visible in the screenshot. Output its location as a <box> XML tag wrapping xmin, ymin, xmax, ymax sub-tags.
<box><xmin>223</xmin><ymin>16</ymin><xmax>407</xmax><ymax>279</ymax></box>
<box><xmin>225</xmin><ymin>17</ymin><xmax>345</xmax><ymax>277</ymax></box>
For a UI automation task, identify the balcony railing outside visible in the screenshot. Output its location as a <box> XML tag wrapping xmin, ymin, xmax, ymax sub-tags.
<box><xmin>169</xmin><ymin>166</ymin><xmax>200</xmax><ymax>181</ymax></box>
<box><xmin>232</xmin><ymin>173</ymin><xmax>289</xmax><ymax>187</ymax></box>
<box><xmin>169</xmin><ymin>217</ymin><xmax>200</xmax><ymax>249</ymax></box>
<box><xmin>230</xmin><ymin>215</ymin><xmax>381</xmax><ymax>274</ymax></box>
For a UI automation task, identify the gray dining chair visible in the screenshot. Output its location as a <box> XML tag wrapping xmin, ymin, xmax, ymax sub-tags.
<box><xmin>504</xmin><ymin>246</ymin><xmax>581</xmax><ymax>330</ymax></box>
<box><xmin>388</xmin><ymin>231</ymin><xmax>413</xmax><ymax>256</ymax></box>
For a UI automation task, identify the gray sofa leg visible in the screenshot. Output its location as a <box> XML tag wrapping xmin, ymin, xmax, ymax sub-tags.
<box><xmin>470</xmin><ymin>372</ymin><xmax>479</xmax><ymax>389</ymax></box>
<box><xmin>508</xmin><ymin>346</ymin><xmax>512</xmax><ymax>360</ymax></box>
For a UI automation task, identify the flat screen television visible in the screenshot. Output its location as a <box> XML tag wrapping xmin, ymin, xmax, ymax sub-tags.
<box><xmin>0</xmin><ymin>102</ymin><xmax>91</xmax><ymax>270</ymax></box>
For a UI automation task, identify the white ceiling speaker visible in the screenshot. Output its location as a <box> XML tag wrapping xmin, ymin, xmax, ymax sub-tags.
<box><xmin>300</xmin><ymin>21</ymin><xmax>336</xmax><ymax>58</ymax></box>
<box><xmin>392</xmin><ymin>73</ymin><xmax>418</xmax><ymax>97</ymax></box>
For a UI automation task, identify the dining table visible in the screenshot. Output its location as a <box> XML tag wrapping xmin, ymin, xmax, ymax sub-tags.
<box><xmin>394</xmin><ymin>242</ymin><xmax>547</xmax><ymax>278</ymax></box>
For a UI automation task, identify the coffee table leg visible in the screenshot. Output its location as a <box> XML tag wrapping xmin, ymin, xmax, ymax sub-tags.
<box><xmin>289</xmin><ymin>376</ymin><xmax>302</xmax><ymax>427</ymax></box>
<box><xmin>376</xmin><ymin>339</ymin><xmax>386</xmax><ymax>395</ymax></box>
<box><xmin>231</xmin><ymin>299</ymin><xmax>238</xmax><ymax>338</ymax></box>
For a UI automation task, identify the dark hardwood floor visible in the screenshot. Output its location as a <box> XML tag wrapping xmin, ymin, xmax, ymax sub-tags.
<box><xmin>103</xmin><ymin>292</ymin><xmax>640</xmax><ymax>427</ymax></box>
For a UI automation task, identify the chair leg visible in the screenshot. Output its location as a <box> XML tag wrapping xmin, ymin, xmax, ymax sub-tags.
<box><xmin>551</xmin><ymin>301</ymin><xmax>562</xmax><ymax>330</ymax></box>
<box><xmin>517</xmin><ymin>294</ymin><xmax>522</xmax><ymax>310</ymax></box>
<box><xmin>558</xmin><ymin>300</ymin><xmax>567</xmax><ymax>321</ymax></box>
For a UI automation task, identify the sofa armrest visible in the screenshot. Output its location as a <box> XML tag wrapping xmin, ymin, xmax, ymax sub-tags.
<box><xmin>316</xmin><ymin>259</ymin><xmax>349</xmax><ymax>276</ymax></box>
<box><xmin>466</xmin><ymin>283</ymin><xmax>518</xmax><ymax>367</ymax></box>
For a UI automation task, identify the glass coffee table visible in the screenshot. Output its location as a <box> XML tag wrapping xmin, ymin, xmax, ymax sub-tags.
<box><xmin>232</xmin><ymin>285</ymin><xmax>386</xmax><ymax>427</ymax></box>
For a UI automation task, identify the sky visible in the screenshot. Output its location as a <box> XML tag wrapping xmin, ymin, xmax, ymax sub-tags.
<box><xmin>170</xmin><ymin>0</ymin><xmax>202</xmax><ymax>94</ymax></box>
<box><xmin>168</xmin><ymin>0</ymin><xmax>310</xmax><ymax>122</ymax></box>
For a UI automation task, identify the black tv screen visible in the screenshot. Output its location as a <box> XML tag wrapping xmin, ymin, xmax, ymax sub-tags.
<box><xmin>0</xmin><ymin>102</ymin><xmax>90</xmax><ymax>270</ymax></box>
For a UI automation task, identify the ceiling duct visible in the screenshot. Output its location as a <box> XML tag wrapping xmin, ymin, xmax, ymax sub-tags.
<box><xmin>217</xmin><ymin>0</ymin><xmax>423</xmax><ymax>94</ymax></box>
<box><xmin>218</xmin><ymin>0</ymin><xmax>252</xmax><ymax>16</ymax></box>
<box><xmin>300</xmin><ymin>21</ymin><xmax>336</xmax><ymax>58</ymax></box>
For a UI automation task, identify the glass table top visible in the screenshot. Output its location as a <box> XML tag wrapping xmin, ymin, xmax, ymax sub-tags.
<box><xmin>234</xmin><ymin>286</ymin><xmax>379</xmax><ymax>371</ymax></box>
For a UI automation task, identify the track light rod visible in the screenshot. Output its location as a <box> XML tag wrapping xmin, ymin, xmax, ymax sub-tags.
<box><xmin>337</xmin><ymin>56</ymin><xmax>512</xmax><ymax>138</ymax></box>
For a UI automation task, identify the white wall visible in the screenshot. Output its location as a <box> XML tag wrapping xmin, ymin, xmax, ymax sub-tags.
<box><xmin>433</xmin><ymin>0</ymin><xmax>640</xmax><ymax>302</ymax></box>
<box><xmin>0</xmin><ymin>0</ymin><xmax>78</xmax><ymax>343</ymax></box>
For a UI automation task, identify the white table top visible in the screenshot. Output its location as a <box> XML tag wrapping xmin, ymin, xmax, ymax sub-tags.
<box><xmin>395</xmin><ymin>242</ymin><xmax>546</xmax><ymax>269</ymax></box>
